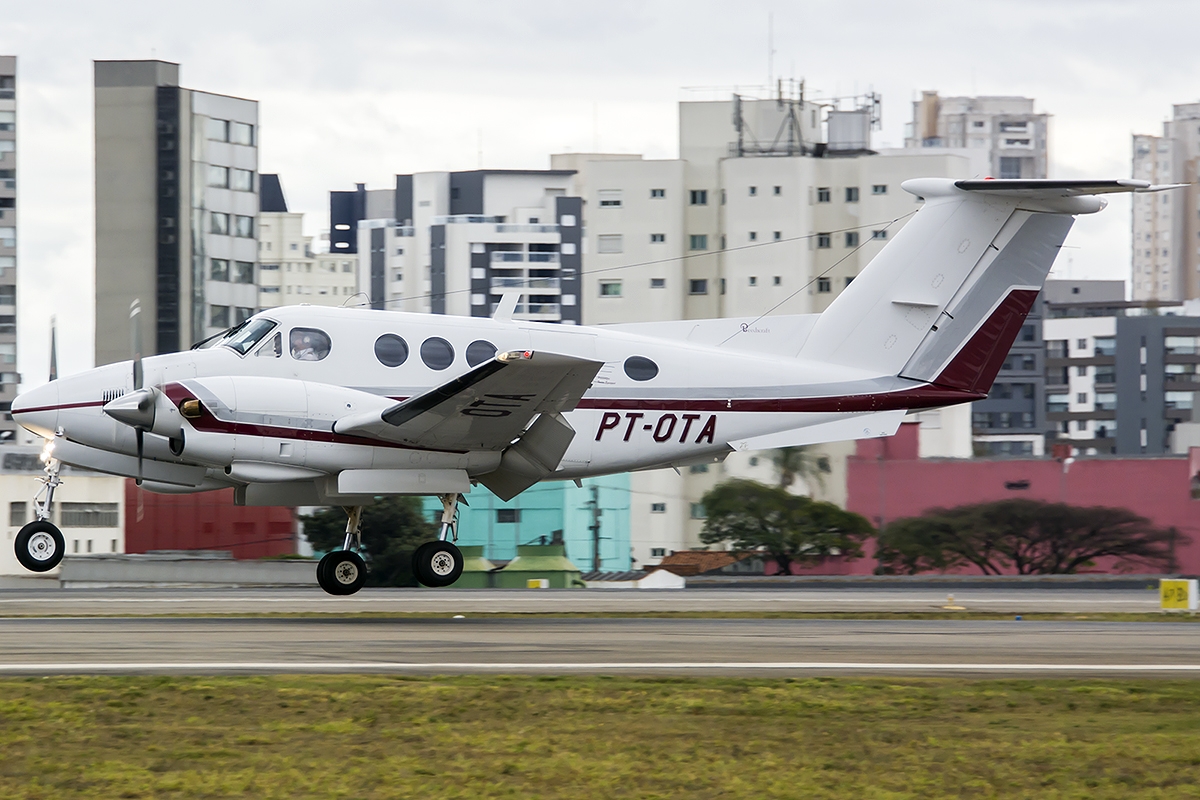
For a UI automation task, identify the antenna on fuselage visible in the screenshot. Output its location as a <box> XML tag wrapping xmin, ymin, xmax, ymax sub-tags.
<box><xmin>492</xmin><ymin>291</ymin><xmax>522</xmax><ymax>322</ymax></box>
<box><xmin>48</xmin><ymin>316</ymin><xmax>57</xmax><ymax>382</ymax></box>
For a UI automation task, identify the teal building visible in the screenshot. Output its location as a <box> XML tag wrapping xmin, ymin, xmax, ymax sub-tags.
<box><xmin>422</xmin><ymin>475</ymin><xmax>631</xmax><ymax>572</ymax></box>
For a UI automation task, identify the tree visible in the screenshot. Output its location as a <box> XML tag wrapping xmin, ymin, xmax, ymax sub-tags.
<box><xmin>699</xmin><ymin>478</ymin><xmax>874</xmax><ymax>574</ymax></box>
<box><xmin>772</xmin><ymin>446</ymin><xmax>827</xmax><ymax>492</ymax></box>
<box><xmin>875</xmin><ymin>499</ymin><xmax>1180</xmax><ymax>575</ymax></box>
<box><xmin>301</xmin><ymin>496</ymin><xmax>437</xmax><ymax>586</ymax></box>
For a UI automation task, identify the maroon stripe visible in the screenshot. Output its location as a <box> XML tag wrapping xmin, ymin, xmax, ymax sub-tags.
<box><xmin>575</xmin><ymin>385</ymin><xmax>982</xmax><ymax>413</ymax></box>
<box><xmin>14</xmin><ymin>400</ymin><xmax>105</xmax><ymax>414</ymax></box>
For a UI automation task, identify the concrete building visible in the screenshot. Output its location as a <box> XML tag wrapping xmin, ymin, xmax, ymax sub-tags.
<box><xmin>1130</xmin><ymin>104</ymin><xmax>1200</xmax><ymax>302</ymax></box>
<box><xmin>905</xmin><ymin>91</ymin><xmax>1049</xmax><ymax>179</ymax></box>
<box><xmin>0</xmin><ymin>57</ymin><xmax>17</xmax><ymax>442</ymax></box>
<box><xmin>346</xmin><ymin>170</ymin><xmax>583</xmax><ymax>324</ymax></box>
<box><xmin>94</xmin><ymin>60</ymin><xmax>259</xmax><ymax>365</ymax></box>
<box><xmin>257</xmin><ymin>175</ymin><xmax>356</xmax><ymax>309</ymax></box>
<box><xmin>0</xmin><ymin>446</ymin><xmax>125</xmax><ymax>576</ymax></box>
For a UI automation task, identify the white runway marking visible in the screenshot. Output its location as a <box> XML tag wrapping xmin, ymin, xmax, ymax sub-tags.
<box><xmin>0</xmin><ymin>661</ymin><xmax>1196</xmax><ymax>673</ymax></box>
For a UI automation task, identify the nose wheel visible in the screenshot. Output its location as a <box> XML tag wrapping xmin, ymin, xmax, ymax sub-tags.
<box><xmin>15</xmin><ymin>520</ymin><xmax>65</xmax><ymax>573</ymax></box>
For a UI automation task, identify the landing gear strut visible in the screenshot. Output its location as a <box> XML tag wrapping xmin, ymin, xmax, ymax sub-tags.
<box><xmin>15</xmin><ymin>451</ymin><xmax>65</xmax><ymax>573</ymax></box>
<box><xmin>316</xmin><ymin>506</ymin><xmax>367</xmax><ymax>596</ymax></box>
<box><xmin>412</xmin><ymin>494</ymin><xmax>464</xmax><ymax>588</ymax></box>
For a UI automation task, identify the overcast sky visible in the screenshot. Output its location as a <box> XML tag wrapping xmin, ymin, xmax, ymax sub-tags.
<box><xmin>4</xmin><ymin>0</ymin><xmax>1199</xmax><ymax>383</ymax></box>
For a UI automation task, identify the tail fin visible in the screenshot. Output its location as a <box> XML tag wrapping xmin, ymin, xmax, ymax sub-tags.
<box><xmin>798</xmin><ymin>179</ymin><xmax>1175</xmax><ymax>392</ymax></box>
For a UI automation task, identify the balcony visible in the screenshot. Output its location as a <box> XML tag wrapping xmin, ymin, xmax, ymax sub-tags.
<box><xmin>490</xmin><ymin>251</ymin><xmax>560</xmax><ymax>264</ymax></box>
<box><xmin>491</xmin><ymin>276</ymin><xmax>561</xmax><ymax>291</ymax></box>
<box><xmin>489</xmin><ymin>301</ymin><xmax>561</xmax><ymax>320</ymax></box>
<box><xmin>496</xmin><ymin>223</ymin><xmax>559</xmax><ymax>234</ymax></box>
<box><xmin>432</xmin><ymin>215</ymin><xmax>503</xmax><ymax>225</ymax></box>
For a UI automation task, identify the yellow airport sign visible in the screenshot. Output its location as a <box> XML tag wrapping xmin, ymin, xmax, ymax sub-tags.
<box><xmin>1160</xmin><ymin>579</ymin><xmax>1199</xmax><ymax>611</ymax></box>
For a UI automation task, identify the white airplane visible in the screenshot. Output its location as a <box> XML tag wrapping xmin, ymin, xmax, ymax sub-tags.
<box><xmin>9</xmin><ymin>178</ymin><xmax>1175</xmax><ymax>594</ymax></box>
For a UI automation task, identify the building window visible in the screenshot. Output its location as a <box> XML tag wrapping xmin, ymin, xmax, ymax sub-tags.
<box><xmin>650</xmin><ymin>233</ymin><xmax>665</xmax><ymax>243</ymax></box>
<box><xmin>210</xmin><ymin>305</ymin><xmax>230</xmax><ymax>328</ymax></box>
<box><xmin>689</xmin><ymin>190</ymin><xmax>708</xmax><ymax>205</ymax></box>
<box><xmin>1094</xmin><ymin>337</ymin><xmax>1116</xmax><ymax>356</ymax></box>
<box><xmin>872</xmin><ymin>230</ymin><xmax>888</xmax><ymax>240</ymax></box>
<box><xmin>816</xmin><ymin>187</ymin><xmax>831</xmax><ymax>203</ymax></box>
<box><xmin>211</xmin><ymin>212</ymin><xmax>230</xmax><ymax>235</ymax></box>
<box><xmin>599</xmin><ymin>281</ymin><xmax>622</xmax><ymax>297</ymax></box>
<box><xmin>689</xmin><ymin>464</ymin><xmax>709</xmax><ymax>473</ymax></box>
<box><xmin>690</xmin><ymin>503</ymin><xmax>707</xmax><ymax>520</ymax></box>
<box><xmin>689</xmin><ymin>279</ymin><xmax>708</xmax><ymax>295</ymax></box>
<box><xmin>845</xmin><ymin>231</ymin><xmax>860</xmax><ymax>247</ymax></box>
<box><xmin>234</xmin><ymin>215</ymin><xmax>254</xmax><ymax>238</ymax></box>
<box><xmin>872</xmin><ymin>184</ymin><xmax>887</xmax><ymax>195</ymax></box>
<box><xmin>774</xmin><ymin>276</ymin><xmax>781</xmax><ymax>286</ymax></box>
<box><xmin>60</xmin><ymin>503</ymin><xmax>119</xmax><ymax>528</ymax></box>
<box><xmin>206</xmin><ymin>165</ymin><xmax>229</xmax><ymax>188</ymax></box>
<box><xmin>999</xmin><ymin>157</ymin><xmax>1022</xmax><ymax>179</ymax></box>
<box><xmin>749</xmin><ymin>186</ymin><xmax>757</xmax><ymax>196</ymax></box>
<box><xmin>845</xmin><ymin>187</ymin><xmax>859</xmax><ymax>203</ymax></box>
<box><xmin>774</xmin><ymin>231</ymin><xmax>781</xmax><ymax>241</ymax></box>
<box><xmin>597</xmin><ymin>234</ymin><xmax>623</xmax><ymax>254</ymax></box>
<box><xmin>234</xmin><ymin>307</ymin><xmax>253</xmax><ymax>325</ymax></box>
<box><xmin>749</xmin><ymin>276</ymin><xmax>757</xmax><ymax>286</ymax></box>
<box><xmin>817</xmin><ymin>277</ymin><xmax>832</xmax><ymax>293</ymax></box>
<box><xmin>1076</xmin><ymin>392</ymin><xmax>1088</xmax><ymax>404</ymax></box>
<box><xmin>234</xmin><ymin>261</ymin><xmax>254</xmax><ymax>284</ymax></box>
<box><xmin>689</xmin><ymin>234</ymin><xmax>708</xmax><ymax>251</ymax></box>
<box><xmin>650</xmin><ymin>278</ymin><xmax>666</xmax><ymax>289</ymax></box>
<box><xmin>817</xmin><ymin>233</ymin><xmax>831</xmax><ymax>249</ymax></box>
<box><xmin>210</xmin><ymin>258</ymin><xmax>230</xmax><ymax>281</ymax></box>
<box><xmin>231</xmin><ymin>122</ymin><xmax>255</xmax><ymax>146</ymax></box>
<box><xmin>650</xmin><ymin>188</ymin><xmax>665</xmax><ymax>198</ymax></box>
<box><xmin>773</xmin><ymin>185</ymin><xmax>781</xmax><ymax>195</ymax></box>
<box><xmin>598</xmin><ymin>190</ymin><xmax>622</xmax><ymax>207</ymax></box>
<box><xmin>496</xmin><ymin>509</ymin><xmax>520</xmax><ymax>524</ymax></box>
<box><xmin>749</xmin><ymin>231</ymin><xmax>757</xmax><ymax>241</ymax></box>
<box><xmin>231</xmin><ymin>168</ymin><xmax>254</xmax><ymax>192</ymax></box>
<box><xmin>651</xmin><ymin>548</ymin><xmax>666</xmax><ymax>557</ymax></box>
<box><xmin>650</xmin><ymin>503</ymin><xmax>666</xmax><ymax>513</ymax></box>
<box><xmin>206</xmin><ymin>118</ymin><xmax>229</xmax><ymax>142</ymax></box>
<box><xmin>9</xmin><ymin>501</ymin><xmax>25</xmax><ymax>527</ymax></box>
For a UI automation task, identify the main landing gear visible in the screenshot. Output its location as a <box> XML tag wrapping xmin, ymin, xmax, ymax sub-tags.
<box><xmin>15</xmin><ymin>453</ymin><xmax>65</xmax><ymax>573</ymax></box>
<box><xmin>411</xmin><ymin>493</ymin><xmax>464</xmax><ymax>588</ymax></box>
<box><xmin>315</xmin><ymin>494</ymin><xmax>466</xmax><ymax>596</ymax></box>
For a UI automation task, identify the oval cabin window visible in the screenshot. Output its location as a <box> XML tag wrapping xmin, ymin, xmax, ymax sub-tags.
<box><xmin>420</xmin><ymin>337</ymin><xmax>455</xmax><ymax>370</ymax></box>
<box><xmin>623</xmin><ymin>356</ymin><xmax>659</xmax><ymax>381</ymax></box>
<box><xmin>374</xmin><ymin>334</ymin><xmax>409</xmax><ymax>367</ymax></box>
<box><xmin>466</xmin><ymin>340</ymin><xmax>498</xmax><ymax>367</ymax></box>
<box><xmin>289</xmin><ymin>327</ymin><xmax>331</xmax><ymax>362</ymax></box>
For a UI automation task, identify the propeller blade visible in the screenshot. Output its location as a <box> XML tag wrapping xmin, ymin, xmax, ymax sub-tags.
<box><xmin>135</xmin><ymin>428</ymin><xmax>144</xmax><ymax>486</ymax></box>
<box><xmin>130</xmin><ymin>298</ymin><xmax>143</xmax><ymax>390</ymax></box>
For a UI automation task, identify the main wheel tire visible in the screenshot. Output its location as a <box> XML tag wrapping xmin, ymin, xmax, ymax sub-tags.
<box><xmin>15</xmin><ymin>520</ymin><xmax>65</xmax><ymax>573</ymax></box>
<box><xmin>321</xmin><ymin>551</ymin><xmax>367</xmax><ymax>596</ymax></box>
<box><xmin>414</xmin><ymin>541</ymin><xmax>463</xmax><ymax>588</ymax></box>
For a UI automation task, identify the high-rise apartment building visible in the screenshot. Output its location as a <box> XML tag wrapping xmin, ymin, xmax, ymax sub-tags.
<box><xmin>94</xmin><ymin>60</ymin><xmax>259</xmax><ymax>365</ymax></box>
<box><xmin>1130</xmin><ymin>104</ymin><xmax>1200</xmax><ymax>302</ymax></box>
<box><xmin>0</xmin><ymin>56</ymin><xmax>17</xmax><ymax>441</ymax></box>
<box><xmin>257</xmin><ymin>175</ymin><xmax>356</xmax><ymax>309</ymax></box>
<box><xmin>905</xmin><ymin>91</ymin><xmax>1049</xmax><ymax>180</ymax></box>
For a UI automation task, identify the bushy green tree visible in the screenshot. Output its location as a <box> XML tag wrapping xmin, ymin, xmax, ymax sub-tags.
<box><xmin>699</xmin><ymin>478</ymin><xmax>874</xmax><ymax>574</ymax></box>
<box><xmin>875</xmin><ymin>499</ymin><xmax>1179</xmax><ymax>575</ymax></box>
<box><xmin>301</xmin><ymin>496</ymin><xmax>436</xmax><ymax>586</ymax></box>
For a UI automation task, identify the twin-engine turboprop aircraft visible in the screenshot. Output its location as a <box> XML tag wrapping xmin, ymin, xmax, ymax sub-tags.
<box><xmin>10</xmin><ymin>178</ymin><xmax>1177</xmax><ymax>593</ymax></box>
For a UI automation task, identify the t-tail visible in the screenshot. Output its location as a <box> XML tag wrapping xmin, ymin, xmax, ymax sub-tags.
<box><xmin>799</xmin><ymin>178</ymin><xmax>1182</xmax><ymax>397</ymax></box>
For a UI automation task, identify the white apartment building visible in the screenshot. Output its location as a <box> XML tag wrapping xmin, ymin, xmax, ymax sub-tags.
<box><xmin>257</xmin><ymin>176</ymin><xmax>357</xmax><ymax>310</ymax></box>
<box><xmin>1130</xmin><ymin>104</ymin><xmax>1200</xmax><ymax>302</ymax></box>
<box><xmin>0</xmin><ymin>57</ymin><xmax>17</xmax><ymax>441</ymax></box>
<box><xmin>904</xmin><ymin>91</ymin><xmax>1049</xmax><ymax>180</ymax></box>
<box><xmin>1043</xmin><ymin>315</ymin><xmax>1119</xmax><ymax>451</ymax></box>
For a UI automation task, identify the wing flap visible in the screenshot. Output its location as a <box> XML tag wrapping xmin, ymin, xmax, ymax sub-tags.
<box><xmin>333</xmin><ymin>350</ymin><xmax>602</xmax><ymax>451</ymax></box>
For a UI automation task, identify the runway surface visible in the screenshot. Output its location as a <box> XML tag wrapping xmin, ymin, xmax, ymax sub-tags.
<box><xmin>0</xmin><ymin>584</ymin><xmax>1167</xmax><ymax>616</ymax></box>
<box><xmin>1</xmin><ymin>616</ymin><xmax>1196</xmax><ymax>676</ymax></box>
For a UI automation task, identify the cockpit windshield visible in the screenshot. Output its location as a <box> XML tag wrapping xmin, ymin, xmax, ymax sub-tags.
<box><xmin>222</xmin><ymin>318</ymin><xmax>277</xmax><ymax>356</ymax></box>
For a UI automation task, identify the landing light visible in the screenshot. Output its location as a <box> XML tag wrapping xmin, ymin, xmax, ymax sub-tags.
<box><xmin>38</xmin><ymin>440</ymin><xmax>55</xmax><ymax>463</ymax></box>
<box><xmin>179</xmin><ymin>399</ymin><xmax>202</xmax><ymax>419</ymax></box>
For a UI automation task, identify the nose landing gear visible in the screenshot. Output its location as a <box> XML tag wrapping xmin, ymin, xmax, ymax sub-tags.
<box><xmin>15</xmin><ymin>452</ymin><xmax>65</xmax><ymax>573</ymax></box>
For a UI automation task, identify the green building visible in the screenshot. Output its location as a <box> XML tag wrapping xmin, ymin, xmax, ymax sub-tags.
<box><xmin>422</xmin><ymin>475</ymin><xmax>631</xmax><ymax>571</ymax></box>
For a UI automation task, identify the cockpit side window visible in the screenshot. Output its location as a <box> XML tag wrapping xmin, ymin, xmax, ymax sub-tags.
<box><xmin>254</xmin><ymin>331</ymin><xmax>282</xmax><ymax>358</ymax></box>
<box><xmin>222</xmin><ymin>318</ymin><xmax>277</xmax><ymax>356</ymax></box>
<box><xmin>289</xmin><ymin>327</ymin><xmax>332</xmax><ymax>362</ymax></box>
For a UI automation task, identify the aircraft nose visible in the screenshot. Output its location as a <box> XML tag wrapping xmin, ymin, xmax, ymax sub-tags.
<box><xmin>11</xmin><ymin>381</ymin><xmax>60</xmax><ymax>439</ymax></box>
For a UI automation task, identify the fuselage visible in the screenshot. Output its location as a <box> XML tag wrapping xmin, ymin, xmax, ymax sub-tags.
<box><xmin>11</xmin><ymin>304</ymin><xmax>966</xmax><ymax>494</ymax></box>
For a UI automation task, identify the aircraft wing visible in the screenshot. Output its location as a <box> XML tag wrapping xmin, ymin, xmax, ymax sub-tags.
<box><xmin>954</xmin><ymin>179</ymin><xmax>1186</xmax><ymax>196</ymax></box>
<box><xmin>333</xmin><ymin>350</ymin><xmax>603</xmax><ymax>451</ymax></box>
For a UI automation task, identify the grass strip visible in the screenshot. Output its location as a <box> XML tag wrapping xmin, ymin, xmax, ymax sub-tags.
<box><xmin>0</xmin><ymin>674</ymin><xmax>1198</xmax><ymax>798</ymax></box>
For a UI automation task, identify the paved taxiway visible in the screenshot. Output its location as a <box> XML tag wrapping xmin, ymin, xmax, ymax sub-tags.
<box><xmin>0</xmin><ymin>584</ymin><xmax>1166</xmax><ymax>616</ymax></box>
<box><xmin>0</xmin><ymin>616</ymin><xmax>1196</xmax><ymax>676</ymax></box>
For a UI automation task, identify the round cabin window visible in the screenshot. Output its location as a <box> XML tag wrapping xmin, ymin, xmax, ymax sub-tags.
<box><xmin>466</xmin><ymin>340</ymin><xmax>498</xmax><ymax>367</ymax></box>
<box><xmin>374</xmin><ymin>334</ymin><xmax>409</xmax><ymax>367</ymax></box>
<box><xmin>420</xmin><ymin>337</ymin><xmax>455</xmax><ymax>370</ymax></box>
<box><xmin>623</xmin><ymin>356</ymin><xmax>659</xmax><ymax>381</ymax></box>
